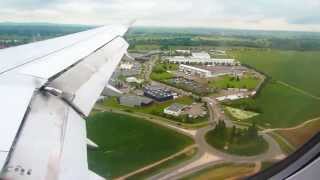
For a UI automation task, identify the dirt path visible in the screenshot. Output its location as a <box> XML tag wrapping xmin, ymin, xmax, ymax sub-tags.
<box><xmin>114</xmin><ymin>145</ymin><xmax>197</xmax><ymax>180</ymax></box>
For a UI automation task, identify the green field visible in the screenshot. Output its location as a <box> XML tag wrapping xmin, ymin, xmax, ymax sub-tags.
<box><xmin>226</xmin><ymin>81</ymin><xmax>320</xmax><ymax>128</ymax></box>
<box><xmin>87</xmin><ymin>112</ymin><xmax>193</xmax><ymax>178</ymax></box>
<box><xmin>209</xmin><ymin>74</ymin><xmax>260</xmax><ymax>90</ymax></box>
<box><xmin>128</xmin><ymin>147</ymin><xmax>197</xmax><ymax>180</ymax></box>
<box><xmin>225</xmin><ymin>106</ymin><xmax>259</xmax><ymax>120</ymax></box>
<box><xmin>150</xmin><ymin>62</ymin><xmax>177</xmax><ymax>81</ymax></box>
<box><xmin>231</xmin><ymin>49</ymin><xmax>320</xmax><ymax>97</ymax></box>
<box><xmin>226</xmin><ymin>49</ymin><xmax>320</xmax><ymax>128</ymax></box>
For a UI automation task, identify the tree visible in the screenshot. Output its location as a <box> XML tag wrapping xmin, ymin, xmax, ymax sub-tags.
<box><xmin>230</xmin><ymin>125</ymin><xmax>237</xmax><ymax>143</ymax></box>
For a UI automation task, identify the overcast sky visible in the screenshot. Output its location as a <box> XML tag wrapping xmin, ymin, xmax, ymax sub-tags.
<box><xmin>1</xmin><ymin>0</ymin><xmax>320</xmax><ymax>31</ymax></box>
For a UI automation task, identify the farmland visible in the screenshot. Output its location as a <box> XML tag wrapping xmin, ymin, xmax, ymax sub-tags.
<box><xmin>225</xmin><ymin>49</ymin><xmax>320</xmax><ymax>128</ymax></box>
<box><xmin>86</xmin><ymin>112</ymin><xmax>193</xmax><ymax>178</ymax></box>
<box><xmin>231</xmin><ymin>49</ymin><xmax>320</xmax><ymax>97</ymax></box>
<box><xmin>225</xmin><ymin>81</ymin><xmax>320</xmax><ymax>128</ymax></box>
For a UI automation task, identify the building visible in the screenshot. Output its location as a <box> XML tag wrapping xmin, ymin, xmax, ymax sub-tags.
<box><xmin>176</xmin><ymin>50</ymin><xmax>191</xmax><ymax>54</ymax></box>
<box><xmin>119</xmin><ymin>95</ymin><xmax>153</xmax><ymax>107</ymax></box>
<box><xmin>192</xmin><ymin>52</ymin><xmax>211</xmax><ymax>59</ymax></box>
<box><xmin>164</xmin><ymin>103</ymin><xmax>185</xmax><ymax>116</ymax></box>
<box><xmin>119</xmin><ymin>63</ymin><xmax>133</xmax><ymax>70</ymax></box>
<box><xmin>144</xmin><ymin>85</ymin><xmax>174</xmax><ymax>102</ymax></box>
<box><xmin>126</xmin><ymin>77</ymin><xmax>144</xmax><ymax>84</ymax></box>
<box><xmin>167</xmin><ymin>51</ymin><xmax>236</xmax><ymax>65</ymax></box>
<box><xmin>179</xmin><ymin>64</ymin><xmax>212</xmax><ymax>78</ymax></box>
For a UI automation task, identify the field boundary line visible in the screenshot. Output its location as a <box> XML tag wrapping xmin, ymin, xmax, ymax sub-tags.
<box><xmin>277</xmin><ymin>81</ymin><xmax>320</xmax><ymax>100</ymax></box>
<box><xmin>114</xmin><ymin>145</ymin><xmax>197</xmax><ymax>180</ymax></box>
<box><xmin>262</xmin><ymin>116</ymin><xmax>320</xmax><ymax>133</ymax></box>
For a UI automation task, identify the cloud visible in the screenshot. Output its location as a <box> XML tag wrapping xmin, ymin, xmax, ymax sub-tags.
<box><xmin>0</xmin><ymin>0</ymin><xmax>319</xmax><ymax>31</ymax></box>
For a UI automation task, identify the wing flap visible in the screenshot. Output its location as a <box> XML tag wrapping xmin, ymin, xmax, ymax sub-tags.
<box><xmin>48</xmin><ymin>37</ymin><xmax>129</xmax><ymax>116</ymax></box>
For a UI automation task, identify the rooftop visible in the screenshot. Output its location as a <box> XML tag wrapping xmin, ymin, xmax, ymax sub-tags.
<box><xmin>165</xmin><ymin>103</ymin><xmax>185</xmax><ymax>112</ymax></box>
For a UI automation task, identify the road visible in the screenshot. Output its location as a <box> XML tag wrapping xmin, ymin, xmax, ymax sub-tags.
<box><xmin>96</xmin><ymin>94</ymin><xmax>285</xmax><ymax>179</ymax></box>
<box><xmin>149</xmin><ymin>97</ymin><xmax>284</xmax><ymax>180</ymax></box>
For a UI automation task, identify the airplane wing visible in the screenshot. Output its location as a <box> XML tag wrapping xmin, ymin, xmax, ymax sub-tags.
<box><xmin>0</xmin><ymin>24</ymin><xmax>129</xmax><ymax>180</ymax></box>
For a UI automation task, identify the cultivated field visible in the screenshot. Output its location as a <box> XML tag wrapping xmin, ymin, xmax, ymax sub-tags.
<box><xmin>87</xmin><ymin>112</ymin><xmax>193</xmax><ymax>178</ymax></box>
<box><xmin>227</xmin><ymin>81</ymin><xmax>320</xmax><ymax>128</ymax></box>
<box><xmin>227</xmin><ymin>49</ymin><xmax>320</xmax><ymax>128</ymax></box>
<box><xmin>231</xmin><ymin>49</ymin><xmax>320</xmax><ymax>97</ymax></box>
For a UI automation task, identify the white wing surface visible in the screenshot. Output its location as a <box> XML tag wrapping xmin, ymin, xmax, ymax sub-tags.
<box><xmin>0</xmin><ymin>24</ymin><xmax>129</xmax><ymax>180</ymax></box>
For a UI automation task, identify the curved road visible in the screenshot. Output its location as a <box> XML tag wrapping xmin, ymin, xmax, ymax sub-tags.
<box><xmin>150</xmin><ymin>97</ymin><xmax>284</xmax><ymax>180</ymax></box>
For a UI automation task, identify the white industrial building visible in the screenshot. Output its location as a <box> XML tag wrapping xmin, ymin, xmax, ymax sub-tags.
<box><xmin>119</xmin><ymin>63</ymin><xmax>133</xmax><ymax>70</ymax></box>
<box><xmin>167</xmin><ymin>52</ymin><xmax>236</xmax><ymax>65</ymax></box>
<box><xmin>164</xmin><ymin>103</ymin><xmax>185</xmax><ymax>116</ymax></box>
<box><xmin>179</xmin><ymin>64</ymin><xmax>212</xmax><ymax>78</ymax></box>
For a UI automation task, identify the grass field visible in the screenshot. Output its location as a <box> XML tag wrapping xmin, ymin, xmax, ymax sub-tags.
<box><xmin>183</xmin><ymin>163</ymin><xmax>255</xmax><ymax>180</ymax></box>
<box><xmin>87</xmin><ymin>112</ymin><xmax>193</xmax><ymax>178</ymax></box>
<box><xmin>231</xmin><ymin>49</ymin><xmax>320</xmax><ymax>97</ymax></box>
<box><xmin>225</xmin><ymin>106</ymin><xmax>259</xmax><ymax>120</ymax></box>
<box><xmin>209</xmin><ymin>74</ymin><xmax>260</xmax><ymax>90</ymax></box>
<box><xmin>127</xmin><ymin>147</ymin><xmax>197</xmax><ymax>180</ymax></box>
<box><xmin>150</xmin><ymin>71</ymin><xmax>174</xmax><ymax>81</ymax></box>
<box><xmin>276</xmin><ymin>118</ymin><xmax>320</xmax><ymax>148</ymax></box>
<box><xmin>227</xmin><ymin>81</ymin><xmax>320</xmax><ymax>128</ymax></box>
<box><xmin>226</xmin><ymin>49</ymin><xmax>320</xmax><ymax>129</ymax></box>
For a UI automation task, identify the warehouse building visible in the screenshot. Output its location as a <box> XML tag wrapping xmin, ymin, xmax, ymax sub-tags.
<box><xmin>167</xmin><ymin>52</ymin><xmax>236</xmax><ymax>65</ymax></box>
<box><xmin>119</xmin><ymin>95</ymin><xmax>153</xmax><ymax>107</ymax></box>
<box><xmin>143</xmin><ymin>85</ymin><xmax>175</xmax><ymax>102</ymax></box>
<box><xmin>164</xmin><ymin>103</ymin><xmax>185</xmax><ymax>116</ymax></box>
<box><xmin>179</xmin><ymin>64</ymin><xmax>212</xmax><ymax>78</ymax></box>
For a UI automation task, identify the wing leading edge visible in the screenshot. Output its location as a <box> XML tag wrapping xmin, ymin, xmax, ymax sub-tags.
<box><xmin>0</xmin><ymin>24</ymin><xmax>129</xmax><ymax>180</ymax></box>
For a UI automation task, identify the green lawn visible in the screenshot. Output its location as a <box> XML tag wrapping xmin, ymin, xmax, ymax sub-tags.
<box><xmin>231</xmin><ymin>49</ymin><xmax>320</xmax><ymax>97</ymax></box>
<box><xmin>87</xmin><ymin>112</ymin><xmax>193</xmax><ymax>178</ymax></box>
<box><xmin>209</xmin><ymin>75</ymin><xmax>260</xmax><ymax>90</ymax></box>
<box><xmin>226</xmin><ymin>81</ymin><xmax>320</xmax><ymax>128</ymax></box>
<box><xmin>150</xmin><ymin>71</ymin><xmax>174</xmax><ymax>81</ymax></box>
<box><xmin>150</xmin><ymin>62</ymin><xmax>177</xmax><ymax>81</ymax></box>
<box><xmin>225</xmin><ymin>106</ymin><xmax>259</xmax><ymax>120</ymax></box>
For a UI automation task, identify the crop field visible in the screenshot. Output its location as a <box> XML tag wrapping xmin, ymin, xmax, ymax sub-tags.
<box><xmin>227</xmin><ymin>81</ymin><xmax>320</xmax><ymax>128</ymax></box>
<box><xmin>231</xmin><ymin>49</ymin><xmax>320</xmax><ymax>97</ymax></box>
<box><xmin>87</xmin><ymin>112</ymin><xmax>193</xmax><ymax>178</ymax></box>
<box><xmin>226</xmin><ymin>49</ymin><xmax>320</xmax><ymax>128</ymax></box>
<box><xmin>225</xmin><ymin>106</ymin><xmax>259</xmax><ymax>120</ymax></box>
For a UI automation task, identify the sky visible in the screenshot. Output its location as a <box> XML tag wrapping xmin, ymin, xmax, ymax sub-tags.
<box><xmin>0</xmin><ymin>0</ymin><xmax>320</xmax><ymax>31</ymax></box>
